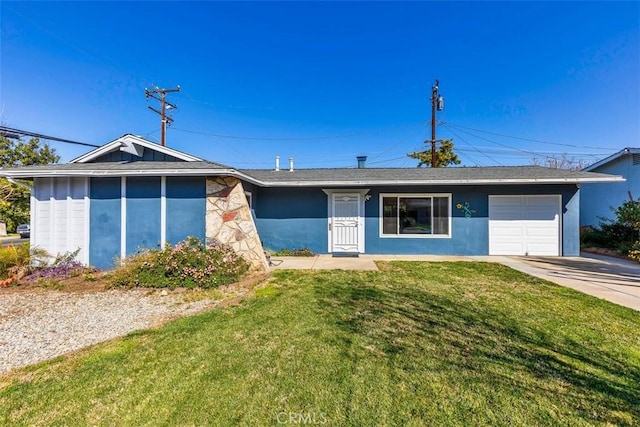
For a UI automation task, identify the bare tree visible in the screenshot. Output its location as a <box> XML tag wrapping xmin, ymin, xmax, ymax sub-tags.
<box><xmin>530</xmin><ymin>153</ymin><xmax>589</xmax><ymax>171</ymax></box>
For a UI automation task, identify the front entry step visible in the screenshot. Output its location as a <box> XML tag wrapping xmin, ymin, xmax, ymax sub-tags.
<box><xmin>332</xmin><ymin>252</ymin><xmax>359</xmax><ymax>258</ymax></box>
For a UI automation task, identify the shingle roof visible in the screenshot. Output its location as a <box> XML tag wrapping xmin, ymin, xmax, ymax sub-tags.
<box><xmin>0</xmin><ymin>163</ymin><xmax>624</xmax><ymax>186</ymax></box>
<box><xmin>239</xmin><ymin>166</ymin><xmax>623</xmax><ymax>186</ymax></box>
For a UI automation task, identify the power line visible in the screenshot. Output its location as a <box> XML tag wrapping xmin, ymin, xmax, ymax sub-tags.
<box><xmin>171</xmin><ymin>121</ymin><xmax>424</xmax><ymax>142</ymax></box>
<box><xmin>441</xmin><ymin>124</ymin><xmax>557</xmax><ymax>158</ymax></box>
<box><xmin>441</xmin><ymin>123</ymin><xmax>498</xmax><ymax>166</ymax></box>
<box><xmin>0</xmin><ymin>126</ymin><xmax>99</xmax><ymax>148</ymax></box>
<box><xmin>440</xmin><ymin>123</ymin><xmax>614</xmax><ymax>164</ymax></box>
<box><xmin>441</xmin><ymin>121</ymin><xmax>609</xmax><ymax>151</ymax></box>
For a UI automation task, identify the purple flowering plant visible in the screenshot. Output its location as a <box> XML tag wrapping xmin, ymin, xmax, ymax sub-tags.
<box><xmin>22</xmin><ymin>248</ymin><xmax>97</xmax><ymax>285</ymax></box>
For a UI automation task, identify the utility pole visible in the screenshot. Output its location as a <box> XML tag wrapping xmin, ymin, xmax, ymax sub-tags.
<box><xmin>429</xmin><ymin>79</ymin><xmax>445</xmax><ymax>167</ymax></box>
<box><xmin>145</xmin><ymin>85</ymin><xmax>181</xmax><ymax>146</ymax></box>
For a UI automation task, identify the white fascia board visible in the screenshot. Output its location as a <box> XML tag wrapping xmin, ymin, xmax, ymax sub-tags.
<box><xmin>257</xmin><ymin>176</ymin><xmax>627</xmax><ymax>187</ymax></box>
<box><xmin>71</xmin><ymin>134</ymin><xmax>203</xmax><ymax>163</ymax></box>
<box><xmin>118</xmin><ymin>135</ymin><xmax>203</xmax><ymax>161</ymax></box>
<box><xmin>70</xmin><ymin>140</ymin><xmax>124</xmax><ymax>163</ymax></box>
<box><xmin>0</xmin><ymin>168</ymin><xmax>264</xmax><ymax>186</ymax></box>
<box><xmin>583</xmin><ymin>148</ymin><xmax>640</xmax><ymax>172</ymax></box>
<box><xmin>0</xmin><ymin>170</ymin><xmax>625</xmax><ymax>187</ymax></box>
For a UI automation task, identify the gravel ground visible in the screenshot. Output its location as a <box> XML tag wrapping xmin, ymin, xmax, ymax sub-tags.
<box><xmin>0</xmin><ymin>289</ymin><xmax>225</xmax><ymax>374</ymax></box>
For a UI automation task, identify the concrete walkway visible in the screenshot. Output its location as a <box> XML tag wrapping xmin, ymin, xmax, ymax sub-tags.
<box><xmin>270</xmin><ymin>254</ymin><xmax>475</xmax><ymax>271</ymax></box>
<box><xmin>271</xmin><ymin>253</ymin><xmax>640</xmax><ymax>311</ymax></box>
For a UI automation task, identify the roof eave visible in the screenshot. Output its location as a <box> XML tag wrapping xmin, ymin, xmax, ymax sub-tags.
<box><xmin>70</xmin><ymin>134</ymin><xmax>203</xmax><ymax>163</ymax></box>
<box><xmin>252</xmin><ymin>176</ymin><xmax>627</xmax><ymax>187</ymax></box>
<box><xmin>0</xmin><ymin>170</ymin><xmax>624</xmax><ymax>187</ymax></box>
<box><xmin>584</xmin><ymin>147</ymin><xmax>640</xmax><ymax>172</ymax></box>
<box><xmin>0</xmin><ymin>168</ymin><xmax>264</xmax><ymax>187</ymax></box>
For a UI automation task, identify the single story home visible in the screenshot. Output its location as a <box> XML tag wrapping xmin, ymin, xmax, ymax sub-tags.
<box><xmin>580</xmin><ymin>147</ymin><xmax>639</xmax><ymax>227</ymax></box>
<box><xmin>0</xmin><ymin>134</ymin><xmax>624</xmax><ymax>271</ymax></box>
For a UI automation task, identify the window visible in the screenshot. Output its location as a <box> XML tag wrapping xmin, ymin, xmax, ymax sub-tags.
<box><xmin>380</xmin><ymin>194</ymin><xmax>451</xmax><ymax>237</ymax></box>
<box><xmin>244</xmin><ymin>191</ymin><xmax>253</xmax><ymax>209</ymax></box>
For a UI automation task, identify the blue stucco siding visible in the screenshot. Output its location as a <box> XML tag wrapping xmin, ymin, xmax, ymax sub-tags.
<box><xmin>253</xmin><ymin>184</ymin><xmax>580</xmax><ymax>256</ymax></box>
<box><xmin>89</xmin><ymin>177</ymin><xmax>121</xmax><ymax>269</ymax></box>
<box><xmin>253</xmin><ymin>187</ymin><xmax>327</xmax><ymax>253</ymax></box>
<box><xmin>364</xmin><ymin>186</ymin><xmax>489</xmax><ymax>255</ymax></box>
<box><xmin>166</xmin><ymin>177</ymin><xmax>206</xmax><ymax>245</ymax></box>
<box><xmin>581</xmin><ymin>156</ymin><xmax>639</xmax><ymax>226</ymax></box>
<box><xmin>563</xmin><ymin>189</ymin><xmax>580</xmax><ymax>256</ymax></box>
<box><xmin>126</xmin><ymin>177</ymin><xmax>162</xmax><ymax>255</ymax></box>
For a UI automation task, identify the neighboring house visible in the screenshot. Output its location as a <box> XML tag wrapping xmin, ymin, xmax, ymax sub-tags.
<box><xmin>0</xmin><ymin>134</ymin><xmax>624</xmax><ymax>270</ymax></box>
<box><xmin>580</xmin><ymin>148</ymin><xmax>639</xmax><ymax>227</ymax></box>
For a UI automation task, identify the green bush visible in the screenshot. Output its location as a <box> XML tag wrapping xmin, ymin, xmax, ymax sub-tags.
<box><xmin>581</xmin><ymin>221</ymin><xmax>637</xmax><ymax>250</ymax></box>
<box><xmin>271</xmin><ymin>247</ymin><xmax>315</xmax><ymax>257</ymax></box>
<box><xmin>109</xmin><ymin>237</ymin><xmax>249</xmax><ymax>289</ymax></box>
<box><xmin>581</xmin><ymin>199</ymin><xmax>640</xmax><ymax>262</ymax></box>
<box><xmin>615</xmin><ymin>199</ymin><xmax>640</xmax><ymax>230</ymax></box>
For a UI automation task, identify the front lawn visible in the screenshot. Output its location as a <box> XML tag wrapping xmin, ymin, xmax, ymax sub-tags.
<box><xmin>1</xmin><ymin>262</ymin><xmax>638</xmax><ymax>426</ymax></box>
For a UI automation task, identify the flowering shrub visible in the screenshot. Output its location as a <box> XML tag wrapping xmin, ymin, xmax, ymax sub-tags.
<box><xmin>21</xmin><ymin>248</ymin><xmax>97</xmax><ymax>286</ymax></box>
<box><xmin>22</xmin><ymin>260</ymin><xmax>86</xmax><ymax>282</ymax></box>
<box><xmin>109</xmin><ymin>237</ymin><xmax>249</xmax><ymax>289</ymax></box>
<box><xmin>628</xmin><ymin>241</ymin><xmax>640</xmax><ymax>263</ymax></box>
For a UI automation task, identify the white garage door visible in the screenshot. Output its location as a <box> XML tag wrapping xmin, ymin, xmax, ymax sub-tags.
<box><xmin>489</xmin><ymin>195</ymin><xmax>561</xmax><ymax>256</ymax></box>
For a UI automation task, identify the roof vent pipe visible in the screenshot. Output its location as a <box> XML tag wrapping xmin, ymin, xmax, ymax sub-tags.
<box><xmin>357</xmin><ymin>155</ymin><xmax>367</xmax><ymax>169</ymax></box>
<box><xmin>275</xmin><ymin>156</ymin><xmax>280</xmax><ymax>171</ymax></box>
<box><xmin>289</xmin><ymin>157</ymin><xmax>294</xmax><ymax>172</ymax></box>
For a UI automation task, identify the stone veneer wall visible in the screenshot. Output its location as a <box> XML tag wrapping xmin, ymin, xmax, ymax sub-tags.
<box><xmin>205</xmin><ymin>177</ymin><xmax>269</xmax><ymax>273</ymax></box>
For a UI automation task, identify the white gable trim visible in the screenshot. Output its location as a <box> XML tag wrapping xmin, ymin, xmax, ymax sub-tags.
<box><xmin>70</xmin><ymin>134</ymin><xmax>202</xmax><ymax>163</ymax></box>
<box><xmin>583</xmin><ymin>147</ymin><xmax>640</xmax><ymax>172</ymax></box>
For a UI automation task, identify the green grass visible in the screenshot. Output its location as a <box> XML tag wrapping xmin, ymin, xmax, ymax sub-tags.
<box><xmin>1</xmin><ymin>262</ymin><xmax>639</xmax><ymax>426</ymax></box>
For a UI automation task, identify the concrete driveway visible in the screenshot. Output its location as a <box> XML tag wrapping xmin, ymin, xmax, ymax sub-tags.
<box><xmin>492</xmin><ymin>253</ymin><xmax>640</xmax><ymax>312</ymax></box>
<box><xmin>0</xmin><ymin>236</ymin><xmax>27</xmax><ymax>247</ymax></box>
<box><xmin>272</xmin><ymin>253</ymin><xmax>640</xmax><ymax>312</ymax></box>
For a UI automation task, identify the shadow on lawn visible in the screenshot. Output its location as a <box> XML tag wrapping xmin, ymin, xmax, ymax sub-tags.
<box><xmin>311</xmin><ymin>269</ymin><xmax>640</xmax><ymax>425</ymax></box>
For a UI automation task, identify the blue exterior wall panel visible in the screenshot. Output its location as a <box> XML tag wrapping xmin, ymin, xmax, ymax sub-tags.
<box><xmin>126</xmin><ymin>177</ymin><xmax>161</xmax><ymax>255</ymax></box>
<box><xmin>89</xmin><ymin>178</ymin><xmax>121</xmax><ymax>269</ymax></box>
<box><xmin>364</xmin><ymin>186</ymin><xmax>489</xmax><ymax>255</ymax></box>
<box><xmin>564</xmin><ymin>189</ymin><xmax>580</xmax><ymax>256</ymax></box>
<box><xmin>253</xmin><ymin>184</ymin><xmax>580</xmax><ymax>255</ymax></box>
<box><xmin>166</xmin><ymin>177</ymin><xmax>206</xmax><ymax>245</ymax></box>
<box><xmin>253</xmin><ymin>187</ymin><xmax>327</xmax><ymax>253</ymax></box>
<box><xmin>580</xmin><ymin>156</ymin><xmax>639</xmax><ymax>226</ymax></box>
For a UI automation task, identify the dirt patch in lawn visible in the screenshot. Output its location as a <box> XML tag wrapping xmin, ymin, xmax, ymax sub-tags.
<box><xmin>0</xmin><ymin>270</ymin><xmax>271</xmax><ymax>298</ymax></box>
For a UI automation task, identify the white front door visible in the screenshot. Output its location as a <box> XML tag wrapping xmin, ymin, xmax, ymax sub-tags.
<box><xmin>331</xmin><ymin>193</ymin><xmax>361</xmax><ymax>253</ymax></box>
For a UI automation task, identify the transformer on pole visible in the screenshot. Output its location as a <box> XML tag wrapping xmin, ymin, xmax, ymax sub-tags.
<box><xmin>429</xmin><ymin>80</ymin><xmax>444</xmax><ymax>167</ymax></box>
<box><xmin>145</xmin><ymin>85</ymin><xmax>181</xmax><ymax>147</ymax></box>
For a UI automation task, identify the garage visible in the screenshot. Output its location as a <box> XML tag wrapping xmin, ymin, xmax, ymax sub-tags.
<box><xmin>489</xmin><ymin>195</ymin><xmax>561</xmax><ymax>256</ymax></box>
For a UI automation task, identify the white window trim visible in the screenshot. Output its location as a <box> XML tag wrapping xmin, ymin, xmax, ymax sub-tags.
<box><xmin>379</xmin><ymin>193</ymin><xmax>452</xmax><ymax>239</ymax></box>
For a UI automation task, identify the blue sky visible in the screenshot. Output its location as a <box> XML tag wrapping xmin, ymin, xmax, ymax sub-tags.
<box><xmin>1</xmin><ymin>1</ymin><xmax>638</xmax><ymax>168</ymax></box>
